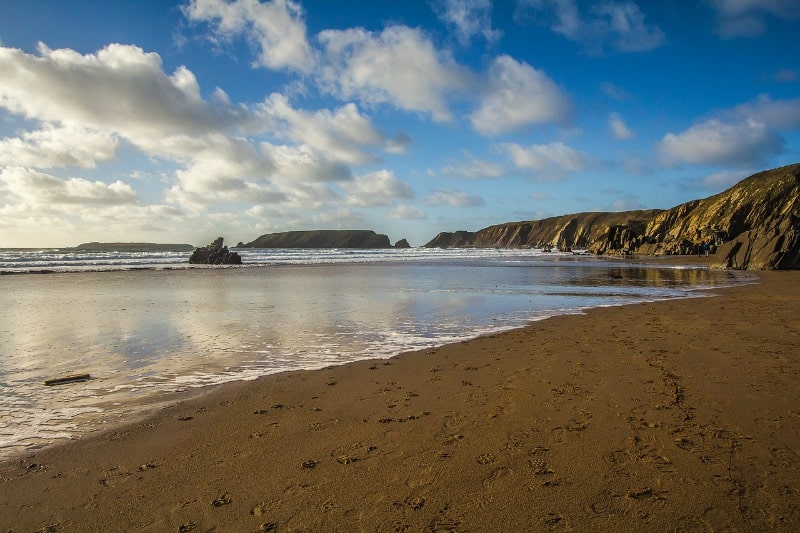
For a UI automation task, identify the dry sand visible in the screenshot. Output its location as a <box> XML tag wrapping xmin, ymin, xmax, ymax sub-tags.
<box><xmin>1</xmin><ymin>270</ymin><xmax>799</xmax><ymax>532</ymax></box>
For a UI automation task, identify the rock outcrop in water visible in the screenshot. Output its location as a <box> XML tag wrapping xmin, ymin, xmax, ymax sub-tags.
<box><xmin>189</xmin><ymin>237</ymin><xmax>242</xmax><ymax>265</ymax></box>
<box><xmin>241</xmin><ymin>230</ymin><xmax>396</xmax><ymax>249</ymax></box>
<box><xmin>424</xmin><ymin>163</ymin><xmax>800</xmax><ymax>270</ymax></box>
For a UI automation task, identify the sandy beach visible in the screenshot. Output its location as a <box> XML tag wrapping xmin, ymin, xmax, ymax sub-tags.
<box><xmin>1</xmin><ymin>268</ymin><xmax>799</xmax><ymax>532</ymax></box>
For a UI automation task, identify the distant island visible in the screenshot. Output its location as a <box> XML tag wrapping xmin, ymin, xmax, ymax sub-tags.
<box><xmin>239</xmin><ymin>230</ymin><xmax>410</xmax><ymax>249</ymax></box>
<box><xmin>425</xmin><ymin>163</ymin><xmax>800</xmax><ymax>270</ymax></box>
<box><xmin>74</xmin><ymin>242</ymin><xmax>195</xmax><ymax>252</ymax></box>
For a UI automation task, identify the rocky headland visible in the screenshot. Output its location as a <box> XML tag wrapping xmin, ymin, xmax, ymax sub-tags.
<box><xmin>425</xmin><ymin>163</ymin><xmax>800</xmax><ymax>270</ymax></box>
<box><xmin>75</xmin><ymin>242</ymin><xmax>194</xmax><ymax>252</ymax></box>
<box><xmin>240</xmin><ymin>230</ymin><xmax>408</xmax><ymax>249</ymax></box>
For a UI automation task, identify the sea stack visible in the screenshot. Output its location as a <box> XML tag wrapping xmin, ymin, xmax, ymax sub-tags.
<box><xmin>189</xmin><ymin>237</ymin><xmax>242</xmax><ymax>265</ymax></box>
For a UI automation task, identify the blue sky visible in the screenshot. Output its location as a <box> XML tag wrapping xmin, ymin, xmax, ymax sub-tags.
<box><xmin>0</xmin><ymin>0</ymin><xmax>798</xmax><ymax>247</ymax></box>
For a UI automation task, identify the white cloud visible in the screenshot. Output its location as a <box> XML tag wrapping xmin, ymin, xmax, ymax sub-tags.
<box><xmin>609</xmin><ymin>112</ymin><xmax>633</xmax><ymax>139</ymax></box>
<box><xmin>384</xmin><ymin>132</ymin><xmax>412</xmax><ymax>154</ymax></box>
<box><xmin>317</xmin><ymin>25</ymin><xmax>472</xmax><ymax>122</ymax></box>
<box><xmin>0</xmin><ymin>166</ymin><xmax>139</xmax><ymax>206</ymax></box>
<box><xmin>469</xmin><ymin>55</ymin><xmax>571</xmax><ymax>135</ymax></box>
<box><xmin>433</xmin><ymin>0</ymin><xmax>502</xmax><ymax>46</ymax></box>
<box><xmin>731</xmin><ymin>94</ymin><xmax>800</xmax><ymax>131</ymax></box>
<box><xmin>264</xmin><ymin>142</ymin><xmax>352</xmax><ymax>183</ymax></box>
<box><xmin>183</xmin><ymin>0</ymin><xmax>315</xmax><ymax>72</ymax></box>
<box><xmin>342</xmin><ymin>169</ymin><xmax>415</xmax><ymax>207</ymax></box>
<box><xmin>426</xmin><ymin>189</ymin><xmax>485</xmax><ymax>207</ymax></box>
<box><xmin>518</xmin><ymin>0</ymin><xmax>665</xmax><ymax>53</ymax></box>
<box><xmin>0</xmin><ymin>125</ymin><xmax>118</xmax><ymax>168</ymax></box>
<box><xmin>501</xmin><ymin>141</ymin><xmax>586</xmax><ymax>172</ymax></box>
<box><xmin>706</xmin><ymin>0</ymin><xmax>800</xmax><ymax>38</ymax></box>
<box><xmin>0</xmin><ymin>43</ymin><xmax>248</xmax><ymax>145</ymax></box>
<box><xmin>658</xmin><ymin>118</ymin><xmax>781</xmax><ymax>166</ymax></box>
<box><xmin>258</xmin><ymin>93</ymin><xmax>383</xmax><ymax>165</ymax></box>
<box><xmin>658</xmin><ymin>96</ymin><xmax>800</xmax><ymax>167</ymax></box>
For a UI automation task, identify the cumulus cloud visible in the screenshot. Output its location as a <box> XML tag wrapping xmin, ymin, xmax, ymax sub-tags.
<box><xmin>706</xmin><ymin>0</ymin><xmax>800</xmax><ymax>38</ymax></box>
<box><xmin>426</xmin><ymin>189</ymin><xmax>485</xmax><ymax>207</ymax></box>
<box><xmin>0</xmin><ymin>125</ymin><xmax>118</xmax><ymax>168</ymax></box>
<box><xmin>183</xmin><ymin>0</ymin><xmax>316</xmax><ymax>72</ymax></box>
<box><xmin>731</xmin><ymin>94</ymin><xmax>800</xmax><ymax>131</ymax></box>
<box><xmin>257</xmin><ymin>93</ymin><xmax>384</xmax><ymax>165</ymax></box>
<box><xmin>0</xmin><ymin>43</ymin><xmax>248</xmax><ymax>144</ymax></box>
<box><xmin>432</xmin><ymin>0</ymin><xmax>502</xmax><ymax>46</ymax></box>
<box><xmin>469</xmin><ymin>55</ymin><xmax>571</xmax><ymax>135</ymax></box>
<box><xmin>0</xmin><ymin>41</ymin><xmax>405</xmax><ymax>220</ymax></box>
<box><xmin>518</xmin><ymin>0</ymin><xmax>665</xmax><ymax>53</ymax></box>
<box><xmin>500</xmin><ymin>141</ymin><xmax>586</xmax><ymax>173</ymax></box>
<box><xmin>609</xmin><ymin>112</ymin><xmax>633</xmax><ymax>139</ymax></box>
<box><xmin>317</xmin><ymin>25</ymin><xmax>472</xmax><ymax>122</ymax></box>
<box><xmin>342</xmin><ymin>169</ymin><xmax>415</xmax><ymax>207</ymax></box>
<box><xmin>659</xmin><ymin>119</ymin><xmax>781</xmax><ymax>166</ymax></box>
<box><xmin>0</xmin><ymin>166</ymin><xmax>139</xmax><ymax>206</ymax></box>
<box><xmin>384</xmin><ymin>132</ymin><xmax>412</xmax><ymax>154</ymax></box>
<box><xmin>658</xmin><ymin>96</ymin><xmax>800</xmax><ymax>167</ymax></box>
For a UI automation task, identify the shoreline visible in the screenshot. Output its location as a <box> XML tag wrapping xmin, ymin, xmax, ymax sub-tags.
<box><xmin>2</xmin><ymin>270</ymin><xmax>798</xmax><ymax>531</ymax></box>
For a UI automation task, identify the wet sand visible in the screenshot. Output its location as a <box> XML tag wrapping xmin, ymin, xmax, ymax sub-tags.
<box><xmin>1</xmin><ymin>269</ymin><xmax>799</xmax><ymax>532</ymax></box>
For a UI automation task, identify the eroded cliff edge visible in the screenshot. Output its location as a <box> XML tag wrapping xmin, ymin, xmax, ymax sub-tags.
<box><xmin>425</xmin><ymin>163</ymin><xmax>800</xmax><ymax>270</ymax></box>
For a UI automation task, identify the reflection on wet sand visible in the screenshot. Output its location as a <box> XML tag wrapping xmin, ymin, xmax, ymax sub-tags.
<box><xmin>0</xmin><ymin>260</ymin><xmax>750</xmax><ymax>458</ymax></box>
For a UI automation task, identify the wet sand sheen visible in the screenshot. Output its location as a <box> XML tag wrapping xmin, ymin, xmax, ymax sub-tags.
<box><xmin>1</xmin><ymin>270</ymin><xmax>799</xmax><ymax>531</ymax></box>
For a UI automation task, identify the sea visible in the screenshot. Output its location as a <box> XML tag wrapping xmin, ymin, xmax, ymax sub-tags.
<box><xmin>0</xmin><ymin>247</ymin><xmax>754</xmax><ymax>461</ymax></box>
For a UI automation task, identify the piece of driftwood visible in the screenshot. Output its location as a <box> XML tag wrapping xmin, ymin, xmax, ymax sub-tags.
<box><xmin>44</xmin><ymin>374</ymin><xmax>91</xmax><ymax>386</ymax></box>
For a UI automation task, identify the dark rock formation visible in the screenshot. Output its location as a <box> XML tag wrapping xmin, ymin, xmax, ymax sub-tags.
<box><xmin>75</xmin><ymin>242</ymin><xmax>194</xmax><ymax>252</ymax></box>
<box><xmin>241</xmin><ymin>230</ymin><xmax>393</xmax><ymax>249</ymax></box>
<box><xmin>424</xmin><ymin>211</ymin><xmax>661</xmax><ymax>250</ymax></box>
<box><xmin>394</xmin><ymin>238</ymin><xmax>411</xmax><ymax>249</ymax></box>
<box><xmin>424</xmin><ymin>163</ymin><xmax>800</xmax><ymax>270</ymax></box>
<box><xmin>189</xmin><ymin>237</ymin><xmax>242</xmax><ymax>265</ymax></box>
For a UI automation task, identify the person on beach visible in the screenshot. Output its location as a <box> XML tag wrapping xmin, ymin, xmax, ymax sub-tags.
<box><xmin>704</xmin><ymin>240</ymin><xmax>710</xmax><ymax>257</ymax></box>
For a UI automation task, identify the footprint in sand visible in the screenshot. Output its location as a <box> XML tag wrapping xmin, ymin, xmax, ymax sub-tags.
<box><xmin>310</xmin><ymin>418</ymin><xmax>339</xmax><ymax>431</ymax></box>
<box><xmin>330</xmin><ymin>442</ymin><xmax>378</xmax><ymax>464</ymax></box>
<box><xmin>586</xmin><ymin>489</ymin><xmax>620</xmax><ymax>516</ymax></box>
<box><xmin>482</xmin><ymin>466</ymin><xmax>513</xmax><ymax>491</ymax></box>
<box><xmin>543</xmin><ymin>513</ymin><xmax>569</xmax><ymax>531</ymax></box>
<box><xmin>476</xmin><ymin>452</ymin><xmax>496</xmax><ymax>465</ymax></box>
<box><xmin>528</xmin><ymin>458</ymin><xmax>554</xmax><ymax>476</ymax></box>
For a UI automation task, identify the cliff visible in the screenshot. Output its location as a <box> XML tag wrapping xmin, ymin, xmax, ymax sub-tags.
<box><xmin>424</xmin><ymin>210</ymin><xmax>662</xmax><ymax>250</ymax></box>
<box><xmin>75</xmin><ymin>242</ymin><xmax>194</xmax><ymax>252</ymax></box>
<box><xmin>424</xmin><ymin>163</ymin><xmax>800</xmax><ymax>270</ymax></box>
<box><xmin>242</xmin><ymin>230</ymin><xmax>400</xmax><ymax>249</ymax></box>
